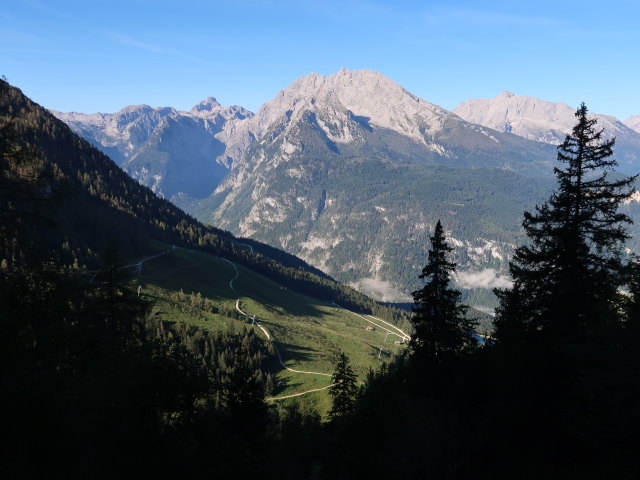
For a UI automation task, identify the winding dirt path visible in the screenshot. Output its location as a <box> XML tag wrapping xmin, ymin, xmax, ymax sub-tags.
<box><xmin>119</xmin><ymin>250</ymin><xmax>332</xmax><ymax>400</ymax></box>
<box><xmin>219</xmin><ymin>258</ymin><xmax>334</xmax><ymax>401</ymax></box>
<box><xmin>236</xmin><ymin>242</ymin><xmax>254</xmax><ymax>254</ymax></box>
<box><xmin>332</xmin><ymin>303</ymin><xmax>411</xmax><ymax>342</ymax></box>
<box><xmin>120</xmin><ymin>245</ymin><xmax>176</xmax><ymax>273</ymax></box>
<box><xmin>87</xmin><ymin>245</ymin><xmax>176</xmax><ymax>283</ymax></box>
<box><xmin>267</xmin><ymin>383</ymin><xmax>337</xmax><ymax>400</ymax></box>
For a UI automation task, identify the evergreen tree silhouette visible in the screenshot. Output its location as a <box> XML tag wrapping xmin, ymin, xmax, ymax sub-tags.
<box><xmin>328</xmin><ymin>352</ymin><xmax>358</xmax><ymax>419</ymax></box>
<box><xmin>494</xmin><ymin>103</ymin><xmax>636</xmax><ymax>344</ymax></box>
<box><xmin>411</xmin><ymin>220</ymin><xmax>476</xmax><ymax>360</ymax></box>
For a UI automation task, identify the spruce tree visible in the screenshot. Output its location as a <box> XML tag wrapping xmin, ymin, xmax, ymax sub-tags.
<box><xmin>411</xmin><ymin>220</ymin><xmax>476</xmax><ymax>360</ymax></box>
<box><xmin>494</xmin><ymin>103</ymin><xmax>636</xmax><ymax>344</ymax></box>
<box><xmin>328</xmin><ymin>352</ymin><xmax>358</xmax><ymax>419</ymax></box>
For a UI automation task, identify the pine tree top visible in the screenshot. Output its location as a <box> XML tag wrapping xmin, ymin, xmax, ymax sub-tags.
<box><xmin>411</xmin><ymin>220</ymin><xmax>477</xmax><ymax>360</ymax></box>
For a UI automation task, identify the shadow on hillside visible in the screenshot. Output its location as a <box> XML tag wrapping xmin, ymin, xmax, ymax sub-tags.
<box><xmin>143</xmin><ymin>253</ymin><xmax>349</xmax><ymax>323</ymax></box>
<box><xmin>145</xmin><ymin>251</ymin><xmax>344</xmax><ymax>321</ymax></box>
<box><xmin>365</xmin><ymin>342</ymin><xmax>392</xmax><ymax>359</ymax></box>
<box><xmin>273</xmin><ymin>340</ymin><xmax>321</xmax><ymax>365</ymax></box>
<box><xmin>141</xmin><ymin>293</ymin><xmax>164</xmax><ymax>302</ymax></box>
<box><xmin>243</xmin><ymin>292</ymin><xmax>330</xmax><ymax>319</ymax></box>
<box><xmin>274</xmin><ymin>382</ymin><xmax>304</xmax><ymax>395</ymax></box>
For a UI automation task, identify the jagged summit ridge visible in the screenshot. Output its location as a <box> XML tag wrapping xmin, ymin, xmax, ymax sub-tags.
<box><xmin>51</xmin><ymin>98</ymin><xmax>254</xmax><ymax>166</ymax></box>
<box><xmin>243</xmin><ymin>68</ymin><xmax>458</xmax><ymax>146</ymax></box>
<box><xmin>453</xmin><ymin>92</ymin><xmax>640</xmax><ymax>173</ymax></box>
<box><xmin>190</xmin><ymin>97</ymin><xmax>253</xmax><ymax>121</ymax></box>
<box><xmin>215</xmin><ymin>68</ymin><xmax>484</xmax><ymax>173</ymax></box>
<box><xmin>191</xmin><ymin>96</ymin><xmax>221</xmax><ymax>112</ymax></box>
<box><xmin>453</xmin><ymin>92</ymin><xmax>576</xmax><ymax>141</ymax></box>
<box><xmin>453</xmin><ymin>91</ymin><xmax>636</xmax><ymax>143</ymax></box>
<box><xmin>51</xmin><ymin>97</ymin><xmax>256</xmax><ymax>200</ymax></box>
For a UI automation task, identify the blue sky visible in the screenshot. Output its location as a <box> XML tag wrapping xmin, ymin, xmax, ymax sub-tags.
<box><xmin>2</xmin><ymin>0</ymin><xmax>639</xmax><ymax>120</ymax></box>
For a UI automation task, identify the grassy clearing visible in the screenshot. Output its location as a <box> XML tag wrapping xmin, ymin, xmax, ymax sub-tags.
<box><xmin>136</xmin><ymin>241</ymin><xmax>408</xmax><ymax>416</ymax></box>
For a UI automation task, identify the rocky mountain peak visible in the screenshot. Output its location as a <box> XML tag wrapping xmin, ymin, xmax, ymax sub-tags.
<box><xmin>454</xmin><ymin>92</ymin><xmax>576</xmax><ymax>130</ymax></box>
<box><xmin>245</xmin><ymin>68</ymin><xmax>456</xmax><ymax>147</ymax></box>
<box><xmin>119</xmin><ymin>104</ymin><xmax>154</xmax><ymax>115</ymax></box>
<box><xmin>191</xmin><ymin>96</ymin><xmax>222</xmax><ymax>113</ymax></box>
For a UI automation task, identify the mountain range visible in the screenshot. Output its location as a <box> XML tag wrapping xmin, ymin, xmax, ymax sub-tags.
<box><xmin>51</xmin><ymin>69</ymin><xmax>640</xmax><ymax>306</ymax></box>
<box><xmin>51</xmin><ymin>99</ymin><xmax>252</xmax><ymax>200</ymax></box>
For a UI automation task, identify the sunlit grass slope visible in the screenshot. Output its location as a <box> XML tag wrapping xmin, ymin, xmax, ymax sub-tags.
<box><xmin>137</xmin><ymin>241</ymin><xmax>408</xmax><ymax>415</ymax></box>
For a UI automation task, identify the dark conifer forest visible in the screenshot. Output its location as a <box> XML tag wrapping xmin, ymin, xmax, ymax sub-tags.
<box><xmin>3</xmin><ymin>77</ymin><xmax>640</xmax><ymax>479</ymax></box>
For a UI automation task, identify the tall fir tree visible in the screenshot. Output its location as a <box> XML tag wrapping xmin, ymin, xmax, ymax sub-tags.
<box><xmin>411</xmin><ymin>220</ymin><xmax>476</xmax><ymax>360</ymax></box>
<box><xmin>328</xmin><ymin>352</ymin><xmax>358</xmax><ymax>420</ymax></box>
<box><xmin>494</xmin><ymin>103</ymin><xmax>636</xmax><ymax>344</ymax></box>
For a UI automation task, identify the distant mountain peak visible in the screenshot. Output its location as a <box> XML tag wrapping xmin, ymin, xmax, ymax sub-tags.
<box><xmin>120</xmin><ymin>104</ymin><xmax>154</xmax><ymax>114</ymax></box>
<box><xmin>191</xmin><ymin>96</ymin><xmax>222</xmax><ymax>113</ymax></box>
<box><xmin>453</xmin><ymin>92</ymin><xmax>640</xmax><ymax>173</ymax></box>
<box><xmin>244</xmin><ymin>67</ymin><xmax>456</xmax><ymax>148</ymax></box>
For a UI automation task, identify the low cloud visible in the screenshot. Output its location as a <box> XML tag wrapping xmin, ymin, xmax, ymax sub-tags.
<box><xmin>356</xmin><ymin>277</ymin><xmax>412</xmax><ymax>303</ymax></box>
<box><xmin>455</xmin><ymin>268</ymin><xmax>512</xmax><ymax>290</ymax></box>
<box><xmin>471</xmin><ymin>305</ymin><xmax>496</xmax><ymax>317</ymax></box>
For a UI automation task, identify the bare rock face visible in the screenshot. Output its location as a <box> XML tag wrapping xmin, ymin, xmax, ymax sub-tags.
<box><xmin>453</xmin><ymin>92</ymin><xmax>640</xmax><ymax>174</ymax></box>
<box><xmin>245</xmin><ymin>68</ymin><xmax>457</xmax><ymax>143</ymax></box>
<box><xmin>220</xmin><ymin>68</ymin><xmax>471</xmax><ymax>168</ymax></box>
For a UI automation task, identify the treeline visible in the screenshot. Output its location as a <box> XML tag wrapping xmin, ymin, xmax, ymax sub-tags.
<box><xmin>152</xmin><ymin>316</ymin><xmax>279</xmax><ymax>400</ymax></box>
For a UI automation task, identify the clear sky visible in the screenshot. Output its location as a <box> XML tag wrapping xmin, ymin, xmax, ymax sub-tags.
<box><xmin>2</xmin><ymin>0</ymin><xmax>639</xmax><ymax>120</ymax></box>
